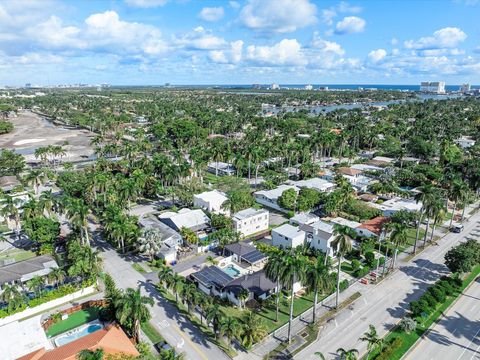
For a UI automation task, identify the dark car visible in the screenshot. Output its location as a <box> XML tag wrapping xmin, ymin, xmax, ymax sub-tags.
<box><xmin>451</xmin><ymin>224</ymin><xmax>464</xmax><ymax>233</ymax></box>
<box><xmin>154</xmin><ymin>341</ymin><xmax>172</xmax><ymax>353</ymax></box>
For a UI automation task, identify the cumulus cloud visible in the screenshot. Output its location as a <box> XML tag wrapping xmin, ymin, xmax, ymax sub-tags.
<box><xmin>199</xmin><ymin>7</ymin><xmax>224</xmax><ymax>22</ymax></box>
<box><xmin>368</xmin><ymin>49</ymin><xmax>387</xmax><ymax>63</ymax></box>
<box><xmin>404</xmin><ymin>27</ymin><xmax>467</xmax><ymax>49</ymax></box>
<box><xmin>124</xmin><ymin>0</ymin><xmax>168</xmax><ymax>8</ymax></box>
<box><xmin>209</xmin><ymin>40</ymin><xmax>243</xmax><ymax>64</ymax></box>
<box><xmin>335</xmin><ymin>16</ymin><xmax>365</xmax><ymax>34</ymax></box>
<box><xmin>239</xmin><ymin>0</ymin><xmax>317</xmax><ymax>33</ymax></box>
<box><xmin>246</xmin><ymin>39</ymin><xmax>307</xmax><ymax>66</ymax></box>
<box><xmin>174</xmin><ymin>27</ymin><xmax>227</xmax><ymax>50</ymax></box>
<box><xmin>321</xmin><ymin>2</ymin><xmax>362</xmax><ymax>26</ymax></box>
<box><xmin>311</xmin><ymin>32</ymin><xmax>345</xmax><ymax>55</ymax></box>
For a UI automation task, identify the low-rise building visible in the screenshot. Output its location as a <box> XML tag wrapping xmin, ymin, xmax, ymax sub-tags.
<box><xmin>329</xmin><ymin>217</ymin><xmax>362</xmax><ymax>233</ymax></box>
<box><xmin>139</xmin><ymin>215</ymin><xmax>183</xmax><ymax>263</ymax></box>
<box><xmin>158</xmin><ymin>208</ymin><xmax>210</xmax><ymax>233</ymax></box>
<box><xmin>232</xmin><ymin>208</ymin><xmax>269</xmax><ymax>237</ymax></box>
<box><xmin>207</xmin><ymin>162</ymin><xmax>235</xmax><ymax>176</ymax></box>
<box><xmin>370</xmin><ymin>197</ymin><xmax>422</xmax><ymax>216</ymax></box>
<box><xmin>272</xmin><ymin>223</ymin><xmax>306</xmax><ymax>249</ymax></box>
<box><xmin>254</xmin><ymin>184</ymin><xmax>298</xmax><ymax>212</ymax></box>
<box><xmin>224</xmin><ymin>242</ymin><xmax>267</xmax><ymax>266</ymax></box>
<box><xmin>289</xmin><ymin>212</ymin><xmax>319</xmax><ymax>226</ymax></box>
<box><xmin>0</xmin><ymin>255</ymin><xmax>58</xmax><ymax>289</ymax></box>
<box><xmin>357</xmin><ymin>216</ymin><xmax>390</xmax><ymax>238</ymax></box>
<box><xmin>225</xmin><ymin>270</ymin><xmax>276</xmax><ymax>306</ymax></box>
<box><xmin>288</xmin><ymin>177</ymin><xmax>336</xmax><ymax>193</ymax></box>
<box><xmin>301</xmin><ymin>220</ymin><xmax>335</xmax><ymax>256</ymax></box>
<box><xmin>193</xmin><ymin>190</ymin><xmax>228</xmax><ymax>215</ymax></box>
<box><xmin>0</xmin><ymin>176</ymin><xmax>21</xmax><ymax>193</ymax></box>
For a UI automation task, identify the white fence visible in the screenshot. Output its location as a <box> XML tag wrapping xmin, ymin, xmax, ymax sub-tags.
<box><xmin>0</xmin><ymin>285</ymin><xmax>96</xmax><ymax>326</ymax></box>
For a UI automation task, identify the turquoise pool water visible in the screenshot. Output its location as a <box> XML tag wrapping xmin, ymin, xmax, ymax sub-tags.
<box><xmin>54</xmin><ymin>323</ymin><xmax>103</xmax><ymax>347</ymax></box>
<box><xmin>223</xmin><ymin>264</ymin><xmax>241</xmax><ymax>278</ymax></box>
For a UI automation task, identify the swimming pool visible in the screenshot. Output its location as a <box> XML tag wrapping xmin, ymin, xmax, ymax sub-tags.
<box><xmin>54</xmin><ymin>321</ymin><xmax>103</xmax><ymax>347</ymax></box>
<box><xmin>223</xmin><ymin>264</ymin><xmax>241</xmax><ymax>278</ymax></box>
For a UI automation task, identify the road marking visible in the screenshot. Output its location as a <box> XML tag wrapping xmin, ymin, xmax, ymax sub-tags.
<box><xmin>456</xmin><ymin>325</ymin><xmax>480</xmax><ymax>360</ymax></box>
<box><xmin>170</xmin><ymin>324</ymin><xmax>210</xmax><ymax>360</ymax></box>
<box><xmin>158</xmin><ymin>320</ymin><xmax>170</xmax><ymax>329</ymax></box>
<box><xmin>177</xmin><ymin>338</ymin><xmax>185</xmax><ymax>349</ymax></box>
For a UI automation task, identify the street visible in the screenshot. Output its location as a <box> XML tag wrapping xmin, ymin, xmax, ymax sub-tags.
<box><xmin>294</xmin><ymin>209</ymin><xmax>480</xmax><ymax>360</ymax></box>
<box><xmin>404</xmin><ymin>277</ymin><xmax>480</xmax><ymax>360</ymax></box>
<box><xmin>93</xmin><ymin>226</ymin><xmax>229</xmax><ymax>360</ymax></box>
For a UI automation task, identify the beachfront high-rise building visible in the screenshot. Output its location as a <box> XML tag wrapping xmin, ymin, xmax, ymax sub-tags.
<box><xmin>420</xmin><ymin>81</ymin><xmax>446</xmax><ymax>94</ymax></box>
<box><xmin>305</xmin><ymin>84</ymin><xmax>313</xmax><ymax>90</ymax></box>
<box><xmin>460</xmin><ymin>83</ymin><xmax>471</xmax><ymax>93</ymax></box>
<box><xmin>271</xmin><ymin>83</ymin><xmax>280</xmax><ymax>90</ymax></box>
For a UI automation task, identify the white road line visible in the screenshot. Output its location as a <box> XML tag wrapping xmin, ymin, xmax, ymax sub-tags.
<box><xmin>456</xmin><ymin>325</ymin><xmax>480</xmax><ymax>360</ymax></box>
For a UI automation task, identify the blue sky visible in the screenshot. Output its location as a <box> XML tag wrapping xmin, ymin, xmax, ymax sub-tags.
<box><xmin>0</xmin><ymin>0</ymin><xmax>479</xmax><ymax>86</ymax></box>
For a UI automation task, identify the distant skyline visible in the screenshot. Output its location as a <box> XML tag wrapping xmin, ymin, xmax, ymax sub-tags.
<box><xmin>1</xmin><ymin>0</ymin><xmax>480</xmax><ymax>86</ymax></box>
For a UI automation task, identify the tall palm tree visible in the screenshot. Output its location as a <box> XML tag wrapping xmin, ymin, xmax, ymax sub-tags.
<box><xmin>0</xmin><ymin>284</ymin><xmax>25</xmax><ymax>311</ymax></box>
<box><xmin>279</xmin><ymin>249</ymin><xmax>307</xmax><ymax>343</ymax></box>
<box><xmin>305</xmin><ymin>256</ymin><xmax>333</xmax><ymax>324</ymax></box>
<box><xmin>158</xmin><ymin>266</ymin><xmax>173</xmax><ymax>290</ymax></box>
<box><xmin>65</xmin><ymin>198</ymin><xmax>91</xmax><ymax>246</ymax></box>
<box><xmin>168</xmin><ymin>274</ymin><xmax>185</xmax><ymax>304</ymax></box>
<box><xmin>448</xmin><ymin>180</ymin><xmax>467</xmax><ymax>228</ymax></box>
<box><xmin>413</xmin><ymin>184</ymin><xmax>435</xmax><ymax>253</ymax></box>
<box><xmin>0</xmin><ymin>194</ymin><xmax>21</xmax><ymax>237</ymax></box>
<box><xmin>359</xmin><ymin>324</ymin><xmax>383</xmax><ymax>360</ymax></box>
<box><xmin>389</xmin><ymin>223</ymin><xmax>408</xmax><ymax>269</ymax></box>
<box><xmin>206</xmin><ymin>303</ymin><xmax>224</xmax><ymax>339</ymax></box>
<box><xmin>336</xmin><ymin>348</ymin><xmax>359</xmax><ymax>360</ymax></box>
<box><xmin>425</xmin><ymin>191</ymin><xmax>445</xmax><ymax>246</ymax></box>
<box><xmin>180</xmin><ymin>282</ymin><xmax>197</xmax><ymax>312</ymax></box>
<box><xmin>114</xmin><ymin>287</ymin><xmax>154</xmax><ymax>343</ymax></box>
<box><xmin>47</xmin><ymin>267</ymin><xmax>66</xmax><ymax>287</ymax></box>
<box><xmin>264</xmin><ymin>251</ymin><xmax>284</xmax><ymax>322</ymax></box>
<box><xmin>38</xmin><ymin>190</ymin><xmax>56</xmax><ymax>218</ymax></box>
<box><xmin>219</xmin><ymin>316</ymin><xmax>240</xmax><ymax>346</ymax></box>
<box><xmin>26</xmin><ymin>275</ymin><xmax>45</xmax><ymax>297</ymax></box>
<box><xmin>331</xmin><ymin>225</ymin><xmax>353</xmax><ymax>308</ymax></box>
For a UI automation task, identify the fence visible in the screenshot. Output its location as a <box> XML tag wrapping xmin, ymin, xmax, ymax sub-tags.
<box><xmin>41</xmin><ymin>299</ymin><xmax>106</xmax><ymax>330</ymax></box>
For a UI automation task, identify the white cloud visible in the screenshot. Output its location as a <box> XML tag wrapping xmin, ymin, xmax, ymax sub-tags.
<box><xmin>368</xmin><ymin>49</ymin><xmax>387</xmax><ymax>63</ymax></box>
<box><xmin>199</xmin><ymin>7</ymin><xmax>224</xmax><ymax>22</ymax></box>
<box><xmin>124</xmin><ymin>0</ymin><xmax>168</xmax><ymax>8</ymax></box>
<box><xmin>335</xmin><ymin>16</ymin><xmax>365</xmax><ymax>34</ymax></box>
<box><xmin>404</xmin><ymin>27</ymin><xmax>467</xmax><ymax>50</ymax></box>
<box><xmin>322</xmin><ymin>9</ymin><xmax>337</xmax><ymax>25</ymax></box>
<box><xmin>239</xmin><ymin>0</ymin><xmax>317</xmax><ymax>33</ymax></box>
<box><xmin>246</xmin><ymin>39</ymin><xmax>307</xmax><ymax>66</ymax></box>
<box><xmin>209</xmin><ymin>40</ymin><xmax>243</xmax><ymax>64</ymax></box>
<box><xmin>337</xmin><ymin>2</ymin><xmax>362</xmax><ymax>13</ymax></box>
<box><xmin>311</xmin><ymin>32</ymin><xmax>345</xmax><ymax>55</ymax></box>
<box><xmin>26</xmin><ymin>16</ymin><xmax>82</xmax><ymax>48</ymax></box>
<box><xmin>175</xmin><ymin>27</ymin><xmax>227</xmax><ymax>50</ymax></box>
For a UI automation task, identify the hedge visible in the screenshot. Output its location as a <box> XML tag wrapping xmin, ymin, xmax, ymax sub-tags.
<box><xmin>376</xmin><ymin>337</ymin><xmax>403</xmax><ymax>360</ymax></box>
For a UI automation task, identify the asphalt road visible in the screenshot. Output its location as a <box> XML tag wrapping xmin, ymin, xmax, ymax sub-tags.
<box><xmin>404</xmin><ymin>277</ymin><xmax>480</xmax><ymax>360</ymax></box>
<box><xmin>295</xmin><ymin>210</ymin><xmax>480</xmax><ymax>360</ymax></box>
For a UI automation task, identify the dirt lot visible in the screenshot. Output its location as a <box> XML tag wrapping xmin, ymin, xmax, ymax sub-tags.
<box><xmin>0</xmin><ymin>110</ymin><xmax>95</xmax><ymax>163</ymax></box>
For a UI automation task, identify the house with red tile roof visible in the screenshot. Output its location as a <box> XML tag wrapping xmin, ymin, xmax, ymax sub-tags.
<box><xmin>17</xmin><ymin>325</ymin><xmax>139</xmax><ymax>360</ymax></box>
<box><xmin>357</xmin><ymin>216</ymin><xmax>390</xmax><ymax>238</ymax></box>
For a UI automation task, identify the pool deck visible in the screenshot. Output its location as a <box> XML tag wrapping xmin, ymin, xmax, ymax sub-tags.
<box><xmin>51</xmin><ymin>319</ymin><xmax>104</xmax><ymax>347</ymax></box>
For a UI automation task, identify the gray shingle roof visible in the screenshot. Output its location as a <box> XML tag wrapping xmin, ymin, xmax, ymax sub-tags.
<box><xmin>225</xmin><ymin>270</ymin><xmax>276</xmax><ymax>297</ymax></box>
<box><xmin>0</xmin><ymin>255</ymin><xmax>58</xmax><ymax>285</ymax></box>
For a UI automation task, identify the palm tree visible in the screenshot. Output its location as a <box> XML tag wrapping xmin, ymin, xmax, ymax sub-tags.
<box><xmin>314</xmin><ymin>352</ymin><xmax>326</xmax><ymax>360</ymax></box>
<box><xmin>205</xmin><ymin>255</ymin><xmax>218</xmax><ymax>266</ymax></box>
<box><xmin>26</xmin><ymin>275</ymin><xmax>45</xmax><ymax>298</ymax></box>
<box><xmin>413</xmin><ymin>184</ymin><xmax>435</xmax><ymax>253</ymax></box>
<box><xmin>114</xmin><ymin>287</ymin><xmax>154</xmax><ymax>343</ymax></box>
<box><xmin>65</xmin><ymin>198</ymin><xmax>91</xmax><ymax>246</ymax></box>
<box><xmin>196</xmin><ymin>292</ymin><xmax>209</xmax><ymax>325</ymax></box>
<box><xmin>77</xmin><ymin>348</ymin><xmax>104</xmax><ymax>360</ymax></box>
<box><xmin>38</xmin><ymin>190</ymin><xmax>56</xmax><ymax>217</ymax></box>
<box><xmin>237</xmin><ymin>289</ymin><xmax>249</xmax><ymax>309</ymax></box>
<box><xmin>336</xmin><ymin>348</ymin><xmax>359</xmax><ymax>360</ymax></box>
<box><xmin>331</xmin><ymin>225</ymin><xmax>353</xmax><ymax>308</ymax></box>
<box><xmin>264</xmin><ymin>251</ymin><xmax>284</xmax><ymax>322</ymax></box>
<box><xmin>389</xmin><ymin>223</ymin><xmax>408</xmax><ymax>269</ymax></box>
<box><xmin>206</xmin><ymin>303</ymin><xmax>224</xmax><ymax>339</ymax></box>
<box><xmin>424</xmin><ymin>191</ymin><xmax>445</xmax><ymax>246</ymax></box>
<box><xmin>359</xmin><ymin>324</ymin><xmax>383</xmax><ymax>360</ymax></box>
<box><xmin>47</xmin><ymin>267</ymin><xmax>66</xmax><ymax>287</ymax></box>
<box><xmin>0</xmin><ymin>284</ymin><xmax>25</xmax><ymax>311</ymax></box>
<box><xmin>239</xmin><ymin>310</ymin><xmax>267</xmax><ymax>349</ymax></box>
<box><xmin>158</xmin><ymin>266</ymin><xmax>173</xmax><ymax>290</ymax></box>
<box><xmin>168</xmin><ymin>274</ymin><xmax>185</xmax><ymax>304</ymax></box>
<box><xmin>279</xmin><ymin>249</ymin><xmax>307</xmax><ymax>343</ymax></box>
<box><xmin>219</xmin><ymin>316</ymin><xmax>240</xmax><ymax>346</ymax></box>
<box><xmin>0</xmin><ymin>194</ymin><xmax>21</xmax><ymax>237</ymax></box>
<box><xmin>305</xmin><ymin>256</ymin><xmax>333</xmax><ymax>324</ymax></box>
<box><xmin>180</xmin><ymin>282</ymin><xmax>197</xmax><ymax>312</ymax></box>
<box><xmin>448</xmin><ymin>180</ymin><xmax>467</xmax><ymax>228</ymax></box>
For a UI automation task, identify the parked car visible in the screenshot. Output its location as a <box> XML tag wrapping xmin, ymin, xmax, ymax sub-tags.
<box><xmin>154</xmin><ymin>341</ymin><xmax>172</xmax><ymax>353</ymax></box>
<box><xmin>451</xmin><ymin>224</ymin><xmax>464</xmax><ymax>233</ymax></box>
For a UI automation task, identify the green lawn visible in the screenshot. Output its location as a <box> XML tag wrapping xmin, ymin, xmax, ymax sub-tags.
<box><xmin>204</xmin><ymin>172</ymin><xmax>221</xmax><ymax>185</ymax></box>
<box><xmin>46</xmin><ymin>307</ymin><xmax>102</xmax><ymax>337</ymax></box>
<box><xmin>341</xmin><ymin>262</ymin><xmax>355</xmax><ymax>275</ymax></box>
<box><xmin>141</xmin><ymin>321</ymin><xmax>165</xmax><ymax>344</ymax></box>
<box><xmin>132</xmin><ymin>263</ymin><xmax>147</xmax><ymax>273</ymax></box>
<box><xmin>0</xmin><ymin>248</ymin><xmax>36</xmax><ymax>263</ymax></box>
<box><xmin>368</xmin><ymin>265</ymin><xmax>480</xmax><ymax>360</ymax></box>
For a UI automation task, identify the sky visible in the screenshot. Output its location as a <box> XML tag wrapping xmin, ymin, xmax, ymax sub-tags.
<box><xmin>0</xmin><ymin>0</ymin><xmax>479</xmax><ymax>86</ymax></box>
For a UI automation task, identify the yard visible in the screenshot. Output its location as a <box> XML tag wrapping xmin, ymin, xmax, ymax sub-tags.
<box><xmin>46</xmin><ymin>307</ymin><xmax>102</xmax><ymax>337</ymax></box>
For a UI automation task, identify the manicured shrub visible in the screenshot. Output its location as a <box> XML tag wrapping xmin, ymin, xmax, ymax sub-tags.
<box><xmin>354</xmin><ymin>266</ymin><xmax>370</xmax><ymax>278</ymax></box>
<box><xmin>351</xmin><ymin>259</ymin><xmax>362</xmax><ymax>272</ymax></box>
<box><xmin>375</xmin><ymin>337</ymin><xmax>403</xmax><ymax>360</ymax></box>
<box><xmin>399</xmin><ymin>317</ymin><xmax>417</xmax><ymax>334</ymax></box>
<box><xmin>339</xmin><ymin>279</ymin><xmax>350</xmax><ymax>292</ymax></box>
<box><xmin>365</xmin><ymin>251</ymin><xmax>376</xmax><ymax>267</ymax></box>
<box><xmin>422</xmin><ymin>293</ymin><xmax>438</xmax><ymax>308</ymax></box>
<box><xmin>429</xmin><ymin>287</ymin><xmax>446</xmax><ymax>303</ymax></box>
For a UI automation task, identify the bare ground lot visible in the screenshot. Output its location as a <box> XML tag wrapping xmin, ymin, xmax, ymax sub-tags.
<box><xmin>0</xmin><ymin>111</ymin><xmax>95</xmax><ymax>163</ymax></box>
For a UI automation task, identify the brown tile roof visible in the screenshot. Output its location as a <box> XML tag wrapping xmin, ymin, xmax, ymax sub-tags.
<box><xmin>359</xmin><ymin>193</ymin><xmax>378</xmax><ymax>202</ymax></box>
<box><xmin>358</xmin><ymin>216</ymin><xmax>390</xmax><ymax>236</ymax></box>
<box><xmin>337</xmin><ymin>167</ymin><xmax>362</xmax><ymax>176</ymax></box>
<box><xmin>17</xmin><ymin>325</ymin><xmax>139</xmax><ymax>360</ymax></box>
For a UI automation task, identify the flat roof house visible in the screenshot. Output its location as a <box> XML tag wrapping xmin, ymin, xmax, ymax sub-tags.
<box><xmin>272</xmin><ymin>224</ymin><xmax>306</xmax><ymax>249</ymax></box>
<box><xmin>232</xmin><ymin>208</ymin><xmax>269</xmax><ymax>238</ymax></box>
<box><xmin>193</xmin><ymin>190</ymin><xmax>228</xmax><ymax>215</ymax></box>
<box><xmin>301</xmin><ymin>220</ymin><xmax>335</xmax><ymax>256</ymax></box>
<box><xmin>207</xmin><ymin>162</ymin><xmax>235</xmax><ymax>176</ymax></box>
<box><xmin>289</xmin><ymin>212</ymin><xmax>319</xmax><ymax>226</ymax></box>
<box><xmin>288</xmin><ymin>177</ymin><xmax>336</xmax><ymax>193</ymax></box>
<box><xmin>254</xmin><ymin>184</ymin><xmax>298</xmax><ymax>212</ymax></box>
<box><xmin>371</xmin><ymin>197</ymin><xmax>422</xmax><ymax>216</ymax></box>
<box><xmin>159</xmin><ymin>208</ymin><xmax>210</xmax><ymax>233</ymax></box>
<box><xmin>0</xmin><ymin>255</ymin><xmax>58</xmax><ymax>288</ymax></box>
